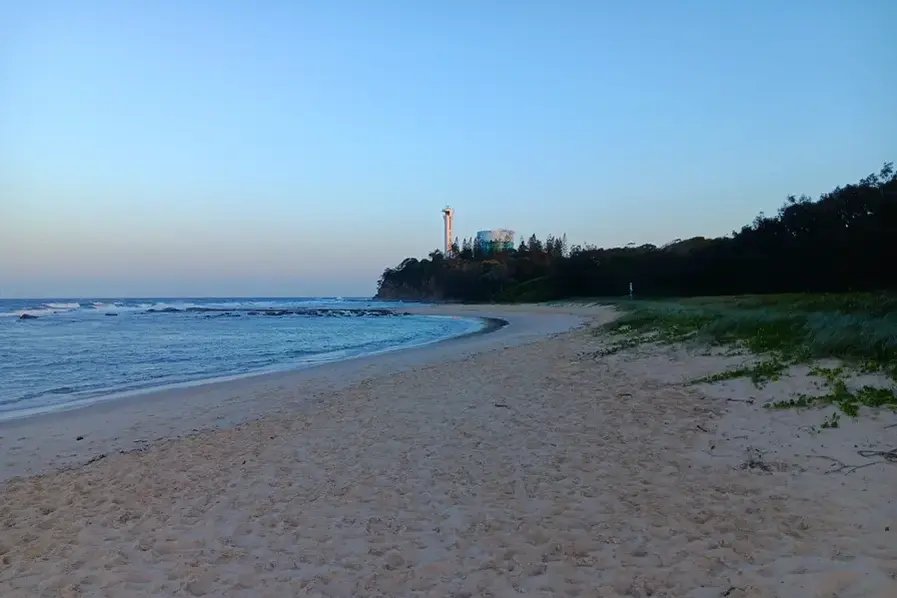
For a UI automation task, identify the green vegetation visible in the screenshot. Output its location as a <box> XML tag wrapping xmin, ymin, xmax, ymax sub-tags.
<box><xmin>599</xmin><ymin>294</ymin><xmax>897</xmax><ymax>377</ymax></box>
<box><xmin>766</xmin><ymin>364</ymin><xmax>897</xmax><ymax>418</ymax></box>
<box><xmin>691</xmin><ymin>358</ymin><xmax>790</xmax><ymax>387</ymax></box>
<box><xmin>594</xmin><ymin>293</ymin><xmax>897</xmax><ymax>421</ymax></box>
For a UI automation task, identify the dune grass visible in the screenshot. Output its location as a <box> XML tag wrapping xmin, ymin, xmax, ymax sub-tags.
<box><xmin>592</xmin><ymin>293</ymin><xmax>897</xmax><ymax>418</ymax></box>
<box><xmin>598</xmin><ymin>293</ymin><xmax>897</xmax><ymax>373</ymax></box>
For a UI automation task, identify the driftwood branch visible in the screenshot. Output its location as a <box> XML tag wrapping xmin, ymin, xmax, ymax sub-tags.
<box><xmin>808</xmin><ymin>448</ymin><xmax>897</xmax><ymax>474</ymax></box>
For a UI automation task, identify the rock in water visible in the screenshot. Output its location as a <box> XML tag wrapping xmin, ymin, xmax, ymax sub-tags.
<box><xmin>19</xmin><ymin>313</ymin><xmax>38</xmax><ymax>320</ymax></box>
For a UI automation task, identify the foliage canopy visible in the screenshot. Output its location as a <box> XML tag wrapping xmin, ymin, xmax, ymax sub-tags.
<box><xmin>376</xmin><ymin>162</ymin><xmax>897</xmax><ymax>302</ymax></box>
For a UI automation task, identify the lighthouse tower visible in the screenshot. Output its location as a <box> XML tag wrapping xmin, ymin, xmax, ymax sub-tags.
<box><xmin>441</xmin><ymin>206</ymin><xmax>454</xmax><ymax>256</ymax></box>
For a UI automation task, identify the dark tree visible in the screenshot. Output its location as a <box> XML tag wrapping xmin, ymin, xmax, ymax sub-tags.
<box><xmin>527</xmin><ymin>234</ymin><xmax>543</xmax><ymax>254</ymax></box>
<box><xmin>460</xmin><ymin>238</ymin><xmax>473</xmax><ymax>260</ymax></box>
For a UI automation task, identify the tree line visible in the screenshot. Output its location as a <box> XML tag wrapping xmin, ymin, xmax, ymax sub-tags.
<box><xmin>375</xmin><ymin>162</ymin><xmax>897</xmax><ymax>302</ymax></box>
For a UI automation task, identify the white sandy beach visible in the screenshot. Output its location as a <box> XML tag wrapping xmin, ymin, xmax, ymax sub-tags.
<box><xmin>2</xmin><ymin>304</ymin><xmax>896</xmax><ymax>597</ymax></box>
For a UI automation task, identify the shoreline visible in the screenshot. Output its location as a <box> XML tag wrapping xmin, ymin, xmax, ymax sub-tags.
<box><xmin>0</xmin><ymin>314</ymin><xmax>504</xmax><ymax>426</ymax></box>
<box><xmin>3</xmin><ymin>303</ymin><xmax>896</xmax><ymax>597</ymax></box>
<box><xmin>0</xmin><ymin>308</ymin><xmax>580</xmax><ymax>483</ymax></box>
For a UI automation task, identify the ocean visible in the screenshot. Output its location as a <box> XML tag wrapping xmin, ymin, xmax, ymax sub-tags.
<box><xmin>0</xmin><ymin>298</ymin><xmax>484</xmax><ymax>422</ymax></box>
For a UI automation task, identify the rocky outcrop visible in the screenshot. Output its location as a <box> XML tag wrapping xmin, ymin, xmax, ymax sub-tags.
<box><xmin>145</xmin><ymin>307</ymin><xmax>408</xmax><ymax>317</ymax></box>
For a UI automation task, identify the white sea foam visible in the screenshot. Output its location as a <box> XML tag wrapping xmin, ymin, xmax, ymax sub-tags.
<box><xmin>43</xmin><ymin>302</ymin><xmax>81</xmax><ymax>310</ymax></box>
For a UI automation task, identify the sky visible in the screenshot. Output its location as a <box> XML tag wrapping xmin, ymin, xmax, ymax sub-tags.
<box><xmin>1</xmin><ymin>0</ymin><xmax>895</xmax><ymax>298</ymax></box>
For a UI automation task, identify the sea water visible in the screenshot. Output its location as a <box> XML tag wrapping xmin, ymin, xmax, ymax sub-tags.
<box><xmin>0</xmin><ymin>298</ymin><xmax>483</xmax><ymax>421</ymax></box>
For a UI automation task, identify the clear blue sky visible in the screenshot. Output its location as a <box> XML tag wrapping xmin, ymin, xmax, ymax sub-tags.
<box><xmin>2</xmin><ymin>0</ymin><xmax>894</xmax><ymax>298</ymax></box>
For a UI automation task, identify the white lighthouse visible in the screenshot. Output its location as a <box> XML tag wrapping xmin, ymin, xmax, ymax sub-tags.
<box><xmin>441</xmin><ymin>206</ymin><xmax>454</xmax><ymax>256</ymax></box>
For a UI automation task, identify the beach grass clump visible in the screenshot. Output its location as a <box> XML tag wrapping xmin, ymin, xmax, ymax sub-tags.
<box><xmin>802</xmin><ymin>312</ymin><xmax>897</xmax><ymax>378</ymax></box>
<box><xmin>599</xmin><ymin>293</ymin><xmax>897</xmax><ymax>375</ymax></box>
<box><xmin>596</xmin><ymin>301</ymin><xmax>808</xmax><ymax>369</ymax></box>
<box><xmin>593</xmin><ymin>294</ymin><xmax>897</xmax><ymax>414</ymax></box>
<box><xmin>596</xmin><ymin>301</ymin><xmax>716</xmax><ymax>354</ymax></box>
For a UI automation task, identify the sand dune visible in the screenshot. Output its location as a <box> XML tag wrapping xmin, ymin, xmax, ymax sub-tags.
<box><xmin>1</xmin><ymin>305</ymin><xmax>896</xmax><ymax>597</ymax></box>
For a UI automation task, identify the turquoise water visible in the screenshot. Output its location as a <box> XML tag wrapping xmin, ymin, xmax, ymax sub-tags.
<box><xmin>0</xmin><ymin>298</ymin><xmax>482</xmax><ymax>421</ymax></box>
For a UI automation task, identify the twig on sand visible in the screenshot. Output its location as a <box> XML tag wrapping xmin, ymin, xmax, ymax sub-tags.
<box><xmin>83</xmin><ymin>453</ymin><xmax>107</xmax><ymax>466</ymax></box>
<box><xmin>810</xmin><ymin>455</ymin><xmax>882</xmax><ymax>474</ymax></box>
<box><xmin>697</xmin><ymin>425</ymin><xmax>708</xmax><ymax>432</ymax></box>
<box><xmin>884</xmin><ymin>423</ymin><xmax>897</xmax><ymax>429</ymax></box>
<box><xmin>809</xmin><ymin>449</ymin><xmax>897</xmax><ymax>474</ymax></box>
<box><xmin>857</xmin><ymin>449</ymin><xmax>897</xmax><ymax>462</ymax></box>
<box><xmin>493</xmin><ymin>403</ymin><xmax>510</xmax><ymax>408</ymax></box>
<box><xmin>726</xmin><ymin>398</ymin><xmax>755</xmax><ymax>404</ymax></box>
